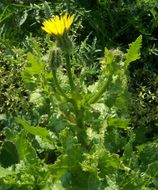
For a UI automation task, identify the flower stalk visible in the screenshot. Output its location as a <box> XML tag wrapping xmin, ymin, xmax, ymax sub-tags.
<box><xmin>42</xmin><ymin>13</ymin><xmax>85</xmax><ymax>145</ymax></box>
<box><xmin>52</xmin><ymin>69</ymin><xmax>68</xmax><ymax>100</ymax></box>
<box><xmin>65</xmin><ymin>53</ymin><xmax>75</xmax><ymax>93</ymax></box>
<box><xmin>88</xmin><ymin>75</ymin><xmax>112</xmax><ymax>104</ymax></box>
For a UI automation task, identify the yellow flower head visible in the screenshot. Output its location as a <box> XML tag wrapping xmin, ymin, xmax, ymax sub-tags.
<box><xmin>42</xmin><ymin>13</ymin><xmax>74</xmax><ymax>36</ymax></box>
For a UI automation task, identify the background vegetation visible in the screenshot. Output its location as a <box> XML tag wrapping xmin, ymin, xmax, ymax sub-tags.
<box><xmin>0</xmin><ymin>0</ymin><xmax>158</xmax><ymax>189</ymax></box>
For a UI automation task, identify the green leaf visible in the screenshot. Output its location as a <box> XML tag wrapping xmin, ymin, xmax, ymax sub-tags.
<box><xmin>0</xmin><ymin>166</ymin><xmax>14</xmax><ymax>178</ymax></box>
<box><xmin>15</xmin><ymin>130</ymin><xmax>38</xmax><ymax>164</ymax></box>
<box><xmin>104</xmin><ymin>48</ymin><xmax>114</xmax><ymax>65</ymax></box>
<box><xmin>19</xmin><ymin>10</ymin><xmax>28</xmax><ymax>26</ymax></box>
<box><xmin>30</xmin><ymin>90</ymin><xmax>45</xmax><ymax>107</ymax></box>
<box><xmin>125</xmin><ymin>35</ymin><xmax>142</xmax><ymax>66</ymax></box>
<box><xmin>16</xmin><ymin>118</ymin><xmax>49</xmax><ymax>138</ymax></box>
<box><xmin>59</xmin><ymin>128</ymin><xmax>82</xmax><ymax>167</ymax></box>
<box><xmin>107</xmin><ymin>118</ymin><xmax>129</xmax><ymax>129</ymax></box>
<box><xmin>0</xmin><ymin>141</ymin><xmax>19</xmax><ymax>167</ymax></box>
<box><xmin>16</xmin><ymin>118</ymin><xmax>55</xmax><ymax>150</ymax></box>
<box><xmin>0</xmin><ymin>114</ymin><xmax>6</xmax><ymax>121</ymax></box>
<box><xmin>146</xmin><ymin>161</ymin><xmax>158</xmax><ymax>177</ymax></box>
<box><xmin>43</xmin><ymin>1</ymin><xmax>53</xmax><ymax>19</ymax></box>
<box><xmin>51</xmin><ymin>180</ymin><xmax>66</xmax><ymax>190</ymax></box>
<box><xmin>26</xmin><ymin>52</ymin><xmax>44</xmax><ymax>75</ymax></box>
<box><xmin>97</xmin><ymin>146</ymin><xmax>129</xmax><ymax>173</ymax></box>
<box><xmin>123</xmin><ymin>131</ymin><xmax>135</xmax><ymax>163</ymax></box>
<box><xmin>106</xmin><ymin>176</ymin><xmax>119</xmax><ymax>190</ymax></box>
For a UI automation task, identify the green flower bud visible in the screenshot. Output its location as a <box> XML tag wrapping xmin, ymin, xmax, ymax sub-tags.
<box><xmin>48</xmin><ymin>47</ymin><xmax>62</xmax><ymax>70</ymax></box>
<box><xmin>57</xmin><ymin>33</ymin><xmax>73</xmax><ymax>54</ymax></box>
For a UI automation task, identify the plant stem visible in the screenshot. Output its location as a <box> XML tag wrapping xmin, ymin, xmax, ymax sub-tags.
<box><xmin>88</xmin><ymin>75</ymin><xmax>112</xmax><ymax>104</ymax></box>
<box><xmin>72</xmin><ymin>100</ymin><xmax>83</xmax><ymax>128</ymax></box>
<box><xmin>52</xmin><ymin>69</ymin><xmax>68</xmax><ymax>100</ymax></box>
<box><xmin>64</xmin><ymin>53</ymin><xmax>86</xmax><ymax>145</ymax></box>
<box><xmin>65</xmin><ymin>54</ymin><xmax>76</xmax><ymax>93</ymax></box>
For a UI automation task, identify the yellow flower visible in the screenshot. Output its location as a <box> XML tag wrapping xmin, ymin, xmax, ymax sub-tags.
<box><xmin>42</xmin><ymin>13</ymin><xmax>74</xmax><ymax>36</ymax></box>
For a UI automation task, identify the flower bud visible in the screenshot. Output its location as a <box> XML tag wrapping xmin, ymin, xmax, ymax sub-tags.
<box><xmin>57</xmin><ymin>34</ymin><xmax>73</xmax><ymax>54</ymax></box>
<box><xmin>48</xmin><ymin>47</ymin><xmax>62</xmax><ymax>70</ymax></box>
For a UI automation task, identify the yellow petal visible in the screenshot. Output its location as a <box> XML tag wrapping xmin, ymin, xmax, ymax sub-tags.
<box><xmin>42</xmin><ymin>13</ymin><xmax>74</xmax><ymax>36</ymax></box>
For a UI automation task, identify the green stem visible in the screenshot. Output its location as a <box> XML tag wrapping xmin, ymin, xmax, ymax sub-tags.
<box><xmin>52</xmin><ymin>69</ymin><xmax>68</xmax><ymax>100</ymax></box>
<box><xmin>88</xmin><ymin>75</ymin><xmax>112</xmax><ymax>104</ymax></box>
<box><xmin>72</xmin><ymin>100</ymin><xmax>83</xmax><ymax>128</ymax></box>
<box><xmin>72</xmin><ymin>101</ymin><xmax>88</xmax><ymax>147</ymax></box>
<box><xmin>64</xmin><ymin>53</ymin><xmax>87</xmax><ymax>146</ymax></box>
<box><xmin>65</xmin><ymin>54</ymin><xmax>75</xmax><ymax>93</ymax></box>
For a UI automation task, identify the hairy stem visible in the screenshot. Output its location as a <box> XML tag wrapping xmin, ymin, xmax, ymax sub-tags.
<box><xmin>65</xmin><ymin>54</ymin><xmax>76</xmax><ymax>93</ymax></box>
<box><xmin>88</xmin><ymin>75</ymin><xmax>112</xmax><ymax>104</ymax></box>
<box><xmin>52</xmin><ymin>69</ymin><xmax>68</xmax><ymax>100</ymax></box>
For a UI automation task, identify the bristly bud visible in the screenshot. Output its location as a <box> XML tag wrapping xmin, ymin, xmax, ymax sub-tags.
<box><xmin>48</xmin><ymin>47</ymin><xmax>62</xmax><ymax>70</ymax></box>
<box><xmin>56</xmin><ymin>33</ymin><xmax>73</xmax><ymax>54</ymax></box>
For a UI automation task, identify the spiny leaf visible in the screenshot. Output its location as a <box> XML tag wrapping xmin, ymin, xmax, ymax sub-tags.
<box><xmin>125</xmin><ymin>35</ymin><xmax>142</xmax><ymax>66</ymax></box>
<box><xmin>15</xmin><ymin>130</ymin><xmax>38</xmax><ymax>164</ymax></box>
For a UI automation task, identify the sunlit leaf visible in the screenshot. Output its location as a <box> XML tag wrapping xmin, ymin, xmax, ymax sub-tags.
<box><xmin>16</xmin><ymin>118</ymin><xmax>48</xmax><ymax>137</ymax></box>
<box><xmin>125</xmin><ymin>35</ymin><xmax>142</xmax><ymax>66</ymax></box>
<box><xmin>0</xmin><ymin>166</ymin><xmax>14</xmax><ymax>178</ymax></box>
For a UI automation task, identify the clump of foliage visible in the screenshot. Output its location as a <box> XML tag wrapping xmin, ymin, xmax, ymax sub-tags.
<box><xmin>129</xmin><ymin>68</ymin><xmax>158</xmax><ymax>144</ymax></box>
<box><xmin>0</xmin><ymin>15</ymin><xmax>149</xmax><ymax>188</ymax></box>
<box><xmin>0</xmin><ymin>47</ymin><xmax>31</xmax><ymax>114</ymax></box>
<box><xmin>70</xmin><ymin>0</ymin><xmax>158</xmax><ymax>136</ymax></box>
<box><xmin>0</xmin><ymin>0</ymin><xmax>158</xmax><ymax>189</ymax></box>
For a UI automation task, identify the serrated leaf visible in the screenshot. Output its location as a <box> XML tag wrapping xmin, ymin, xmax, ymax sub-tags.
<box><xmin>104</xmin><ymin>48</ymin><xmax>114</xmax><ymax>65</ymax></box>
<box><xmin>15</xmin><ymin>130</ymin><xmax>38</xmax><ymax>164</ymax></box>
<box><xmin>25</xmin><ymin>52</ymin><xmax>44</xmax><ymax>75</ymax></box>
<box><xmin>98</xmin><ymin>146</ymin><xmax>130</xmax><ymax>172</ymax></box>
<box><xmin>125</xmin><ymin>35</ymin><xmax>142</xmax><ymax>66</ymax></box>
